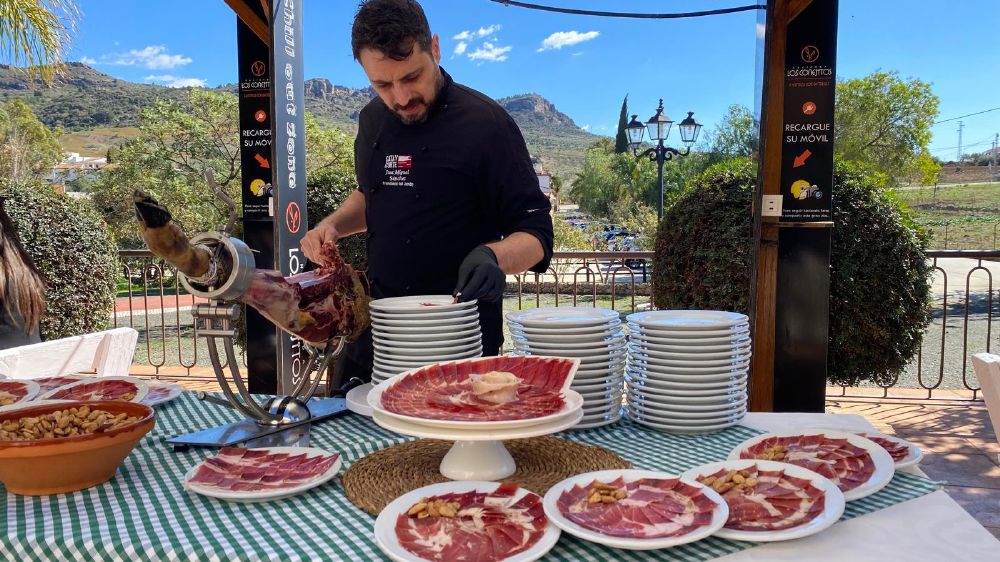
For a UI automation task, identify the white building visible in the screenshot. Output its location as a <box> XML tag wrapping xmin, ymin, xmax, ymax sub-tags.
<box><xmin>45</xmin><ymin>152</ymin><xmax>108</xmax><ymax>187</ymax></box>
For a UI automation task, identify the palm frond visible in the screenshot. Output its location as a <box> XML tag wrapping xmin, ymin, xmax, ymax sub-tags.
<box><xmin>0</xmin><ymin>0</ymin><xmax>80</xmax><ymax>82</ymax></box>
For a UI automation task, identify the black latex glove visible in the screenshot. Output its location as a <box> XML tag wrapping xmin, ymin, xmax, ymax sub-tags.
<box><xmin>453</xmin><ymin>245</ymin><xmax>505</xmax><ymax>303</ymax></box>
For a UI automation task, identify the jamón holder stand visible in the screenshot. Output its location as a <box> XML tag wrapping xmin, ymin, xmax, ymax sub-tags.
<box><xmin>167</xmin><ymin>174</ymin><xmax>358</xmax><ymax>450</ymax></box>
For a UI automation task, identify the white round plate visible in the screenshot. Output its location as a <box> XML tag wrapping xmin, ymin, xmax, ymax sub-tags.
<box><xmin>371</xmin><ymin>313</ymin><xmax>480</xmax><ymax>328</ymax></box>
<box><xmin>626</xmin><ymin>381</ymin><xmax>747</xmax><ymax>399</ymax></box>
<box><xmin>510</xmin><ymin>323</ymin><xmax>623</xmax><ymax>337</ymax></box>
<box><xmin>39</xmin><ymin>375</ymin><xmax>149</xmax><ymax>403</ymax></box>
<box><xmin>626</xmin><ymin>368</ymin><xmax>749</xmax><ymax>385</ymax></box>
<box><xmin>0</xmin><ymin>398</ymin><xmax>71</xmax><ymax>413</ymax></box>
<box><xmin>542</xmin><ymin>469</ymin><xmax>728</xmax><ymax>550</ymax></box>
<box><xmin>627</xmin><ymin>310</ymin><xmax>749</xmax><ymax>330</ymax></box>
<box><xmin>856</xmin><ymin>431</ymin><xmax>923</xmax><ymax>469</ymax></box>
<box><xmin>374</xmin><ymin>481</ymin><xmax>560</xmax><ymax>562</ymax></box>
<box><xmin>681</xmin><ymin>459</ymin><xmax>846</xmax><ymax>542</ymax></box>
<box><xmin>626</xmin><ymin>405</ymin><xmax>746</xmax><ymax>424</ymax></box>
<box><xmin>627</xmin><ymin>325</ymin><xmax>751</xmax><ymax>339</ymax></box>
<box><xmin>510</xmin><ymin>328</ymin><xmax>625</xmax><ymax>343</ymax></box>
<box><xmin>183</xmin><ymin>447</ymin><xmax>342</xmax><ymax>503</ymax></box>
<box><xmin>0</xmin><ymin>379</ymin><xmax>40</xmax><ymax>405</ymax></box>
<box><xmin>346</xmin><ymin>383</ymin><xmax>373</xmax><ymax>417</ymax></box>
<box><xmin>375</xmin><ymin>332</ymin><xmax>481</xmax><ymax>349</ymax></box>
<box><xmin>373</xmin><ymin>327</ymin><xmax>481</xmax><ymax>341</ymax></box>
<box><xmin>25</xmin><ymin>374</ymin><xmax>89</xmax><ymax>394</ymax></box>
<box><xmin>625</xmin><ymin>372</ymin><xmax>747</xmax><ymax>392</ymax></box>
<box><xmin>573</xmin><ymin>380</ymin><xmax>625</xmax><ymax>395</ymax></box>
<box><xmin>375</xmin><ymin>341</ymin><xmax>482</xmax><ymax>358</ymax></box>
<box><xmin>373</xmin><ymin>324</ymin><xmax>480</xmax><ymax>336</ymax></box>
<box><xmin>141</xmin><ymin>382</ymin><xmax>184</xmax><ymax>406</ymax></box>
<box><xmin>627</xmin><ymin>333</ymin><xmax>752</xmax><ymax>346</ymax></box>
<box><xmin>371</xmin><ymin>308</ymin><xmax>476</xmax><ymax>321</ymax></box>
<box><xmin>512</xmin><ymin>335</ymin><xmax>626</xmax><ymax>350</ymax></box>
<box><xmin>626</xmin><ymin>345</ymin><xmax>752</xmax><ymax>361</ymax></box>
<box><xmin>626</xmin><ymin>388</ymin><xmax>747</xmax><ymax>406</ymax></box>
<box><xmin>727</xmin><ymin>430</ymin><xmax>895</xmax><ymax>501</ymax></box>
<box><xmin>370</xmin><ymin>295</ymin><xmax>477</xmax><ymax>314</ymax></box>
<box><xmin>627</xmin><ymin>350</ymin><xmax>752</xmax><ymax>368</ymax></box>
<box><xmin>627</xmin><ymin>336</ymin><xmax>753</xmax><ymax>352</ymax></box>
<box><xmin>507</xmin><ymin>307</ymin><xmax>620</xmax><ymax>328</ymax></box>
<box><xmin>375</xmin><ymin>350</ymin><xmax>482</xmax><ymax>368</ymax></box>
<box><xmin>632</xmin><ymin>416</ymin><xmax>742</xmax><ymax>434</ymax></box>
<box><xmin>628</xmin><ymin>393</ymin><xmax>748</xmax><ymax>414</ymax></box>
<box><xmin>371</xmin><ymin>408</ymin><xmax>585</xmax><ymax>441</ymax></box>
<box><xmin>369</xmin><ymin>382</ymin><xmax>585</xmax><ymax>431</ymax></box>
<box><xmin>628</xmin><ymin>359</ymin><xmax>750</xmax><ymax>375</ymax></box>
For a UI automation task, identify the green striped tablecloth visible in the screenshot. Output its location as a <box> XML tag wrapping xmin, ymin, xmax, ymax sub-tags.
<box><xmin>1</xmin><ymin>393</ymin><xmax>941</xmax><ymax>561</ymax></box>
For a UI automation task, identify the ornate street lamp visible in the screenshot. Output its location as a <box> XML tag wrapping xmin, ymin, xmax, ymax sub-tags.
<box><xmin>628</xmin><ymin>99</ymin><xmax>701</xmax><ymax>219</ymax></box>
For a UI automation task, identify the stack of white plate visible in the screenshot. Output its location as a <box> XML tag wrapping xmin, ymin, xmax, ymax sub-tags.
<box><xmin>370</xmin><ymin>296</ymin><xmax>483</xmax><ymax>385</ymax></box>
<box><xmin>624</xmin><ymin>310</ymin><xmax>751</xmax><ymax>434</ymax></box>
<box><xmin>507</xmin><ymin>307</ymin><xmax>625</xmax><ymax>429</ymax></box>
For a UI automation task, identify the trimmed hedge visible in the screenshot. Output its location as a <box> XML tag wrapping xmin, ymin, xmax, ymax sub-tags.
<box><xmin>652</xmin><ymin>158</ymin><xmax>932</xmax><ymax>387</ymax></box>
<box><xmin>1</xmin><ymin>182</ymin><xmax>118</xmax><ymax>340</ymax></box>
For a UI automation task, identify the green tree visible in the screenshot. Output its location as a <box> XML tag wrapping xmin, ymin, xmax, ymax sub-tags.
<box><xmin>708</xmin><ymin>104</ymin><xmax>757</xmax><ymax>160</ymax></box>
<box><xmin>614</xmin><ymin>95</ymin><xmax>629</xmax><ymax>154</ymax></box>
<box><xmin>835</xmin><ymin>70</ymin><xmax>939</xmax><ymax>184</ymax></box>
<box><xmin>0</xmin><ymin>98</ymin><xmax>62</xmax><ymax>181</ymax></box>
<box><xmin>0</xmin><ymin>0</ymin><xmax>79</xmax><ymax>81</ymax></box>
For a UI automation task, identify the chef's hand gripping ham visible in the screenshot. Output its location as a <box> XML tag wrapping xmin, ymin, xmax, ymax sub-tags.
<box><xmin>133</xmin><ymin>190</ymin><xmax>370</xmax><ymax>345</ymax></box>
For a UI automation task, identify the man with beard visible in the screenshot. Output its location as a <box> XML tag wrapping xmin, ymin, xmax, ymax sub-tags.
<box><xmin>301</xmin><ymin>0</ymin><xmax>553</xmax><ymax>382</ymax></box>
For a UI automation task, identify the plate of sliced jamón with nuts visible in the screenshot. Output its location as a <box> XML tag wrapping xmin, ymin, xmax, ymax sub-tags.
<box><xmin>682</xmin><ymin>459</ymin><xmax>846</xmax><ymax>542</ymax></box>
<box><xmin>542</xmin><ymin>469</ymin><xmax>728</xmax><ymax>550</ymax></box>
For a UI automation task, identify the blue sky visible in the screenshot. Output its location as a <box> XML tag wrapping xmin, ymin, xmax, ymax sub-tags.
<box><xmin>57</xmin><ymin>1</ymin><xmax>1000</xmax><ymax>158</ymax></box>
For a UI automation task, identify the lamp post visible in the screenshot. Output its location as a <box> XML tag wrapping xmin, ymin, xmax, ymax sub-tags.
<box><xmin>626</xmin><ymin>99</ymin><xmax>702</xmax><ymax>219</ymax></box>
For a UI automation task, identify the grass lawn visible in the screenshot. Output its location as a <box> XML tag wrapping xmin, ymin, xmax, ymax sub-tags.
<box><xmin>893</xmin><ymin>182</ymin><xmax>1000</xmax><ymax>250</ymax></box>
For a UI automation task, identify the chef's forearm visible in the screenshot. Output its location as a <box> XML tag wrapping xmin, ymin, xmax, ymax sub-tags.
<box><xmin>486</xmin><ymin>233</ymin><xmax>545</xmax><ymax>274</ymax></box>
<box><xmin>322</xmin><ymin>190</ymin><xmax>368</xmax><ymax>238</ymax></box>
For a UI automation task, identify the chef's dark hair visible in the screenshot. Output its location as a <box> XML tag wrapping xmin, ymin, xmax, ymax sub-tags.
<box><xmin>352</xmin><ymin>0</ymin><xmax>432</xmax><ymax>61</ymax></box>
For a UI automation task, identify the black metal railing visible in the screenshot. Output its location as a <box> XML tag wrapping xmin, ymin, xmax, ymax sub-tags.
<box><xmin>113</xmin><ymin>249</ymin><xmax>998</xmax><ymax>399</ymax></box>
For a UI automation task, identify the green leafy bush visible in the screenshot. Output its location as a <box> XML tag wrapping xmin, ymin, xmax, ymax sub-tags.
<box><xmin>652</xmin><ymin>158</ymin><xmax>932</xmax><ymax>386</ymax></box>
<box><xmin>307</xmin><ymin>167</ymin><xmax>367</xmax><ymax>272</ymax></box>
<box><xmin>1</xmin><ymin>182</ymin><xmax>118</xmax><ymax>339</ymax></box>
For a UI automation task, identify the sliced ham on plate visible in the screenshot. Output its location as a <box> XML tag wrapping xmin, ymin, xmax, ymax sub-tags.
<box><xmin>729</xmin><ymin>430</ymin><xmax>895</xmax><ymax>501</ymax></box>
<box><xmin>0</xmin><ymin>380</ymin><xmax>40</xmax><ymax>407</ymax></box>
<box><xmin>556</xmin><ymin>476</ymin><xmax>721</xmax><ymax>539</ymax></box>
<box><xmin>378</xmin><ymin>481</ymin><xmax>557</xmax><ymax>562</ymax></box>
<box><xmin>40</xmin><ymin>376</ymin><xmax>149</xmax><ymax>403</ymax></box>
<box><xmin>29</xmin><ymin>375</ymin><xmax>88</xmax><ymax>395</ymax></box>
<box><xmin>681</xmin><ymin>460</ymin><xmax>846</xmax><ymax>543</ymax></box>
<box><xmin>543</xmin><ymin>470</ymin><xmax>727</xmax><ymax>550</ymax></box>
<box><xmin>379</xmin><ymin>356</ymin><xmax>578</xmax><ymax>422</ymax></box>
<box><xmin>857</xmin><ymin>432</ymin><xmax>923</xmax><ymax>469</ymax></box>
<box><xmin>140</xmin><ymin>382</ymin><xmax>184</xmax><ymax>406</ymax></box>
<box><xmin>184</xmin><ymin>446</ymin><xmax>341</xmax><ymax>503</ymax></box>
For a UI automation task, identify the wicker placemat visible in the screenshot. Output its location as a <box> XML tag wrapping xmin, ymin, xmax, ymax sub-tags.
<box><xmin>342</xmin><ymin>437</ymin><xmax>631</xmax><ymax>515</ymax></box>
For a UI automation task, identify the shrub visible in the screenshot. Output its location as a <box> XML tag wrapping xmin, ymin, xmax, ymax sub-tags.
<box><xmin>1</xmin><ymin>182</ymin><xmax>118</xmax><ymax>340</ymax></box>
<box><xmin>652</xmin><ymin>158</ymin><xmax>932</xmax><ymax>386</ymax></box>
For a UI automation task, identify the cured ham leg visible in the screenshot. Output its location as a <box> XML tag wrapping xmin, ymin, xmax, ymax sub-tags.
<box><xmin>134</xmin><ymin>190</ymin><xmax>370</xmax><ymax>344</ymax></box>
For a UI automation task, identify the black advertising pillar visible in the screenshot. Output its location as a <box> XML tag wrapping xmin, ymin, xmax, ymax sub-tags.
<box><xmin>236</xmin><ymin>12</ymin><xmax>278</xmax><ymax>394</ymax></box>
<box><xmin>269</xmin><ymin>0</ymin><xmax>309</xmax><ymax>394</ymax></box>
<box><xmin>774</xmin><ymin>0</ymin><xmax>838</xmax><ymax>411</ymax></box>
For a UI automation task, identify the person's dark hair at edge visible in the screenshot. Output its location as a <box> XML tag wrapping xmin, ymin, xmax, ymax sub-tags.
<box><xmin>352</xmin><ymin>0</ymin><xmax>433</xmax><ymax>61</ymax></box>
<box><xmin>0</xmin><ymin>198</ymin><xmax>45</xmax><ymax>334</ymax></box>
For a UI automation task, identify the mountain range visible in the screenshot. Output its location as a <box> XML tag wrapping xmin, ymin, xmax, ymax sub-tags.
<box><xmin>0</xmin><ymin>62</ymin><xmax>600</xmax><ymax>180</ymax></box>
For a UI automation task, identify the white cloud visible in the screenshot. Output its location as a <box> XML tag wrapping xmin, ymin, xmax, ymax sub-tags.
<box><xmin>468</xmin><ymin>42</ymin><xmax>512</xmax><ymax>63</ymax></box>
<box><xmin>477</xmin><ymin>24</ymin><xmax>501</xmax><ymax>38</ymax></box>
<box><xmin>537</xmin><ymin>30</ymin><xmax>600</xmax><ymax>52</ymax></box>
<box><xmin>80</xmin><ymin>56</ymin><xmax>96</xmax><ymax>65</ymax></box>
<box><xmin>145</xmin><ymin>74</ymin><xmax>206</xmax><ymax>88</ymax></box>
<box><xmin>453</xmin><ymin>41</ymin><xmax>468</xmax><ymax>57</ymax></box>
<box><xmin>572</xmin><ymin>52</ymin><xmax>584</xmax><ymax>57</ymax></box>
<box><xmin>453</xmin><ymin>30</ymin><xmax>473</xmax><ymax>41</ymax></box>
<box><xmin>581</xmin><ymin>125</ymin><xmax>591</xmax><ymax>131</ymax></box>
<box><xmin>756</xmin><ymin>23</ymin><xmax>766</xmax><ymax>39</ymax></box>
<box><xmin>91</xmin><ymin>45</ymin><xmax>192</xmax><ymax>69</ymax></box>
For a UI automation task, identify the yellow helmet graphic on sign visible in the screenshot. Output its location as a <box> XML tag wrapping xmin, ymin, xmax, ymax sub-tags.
<box><xmin>250</xmin><ymin>179</ymin><xmax>268</xmax><ymax>197</ymax></box>
<box><xmin>790</xmin><ymin>180</ymin><xmax>822</xmax><ymax>200</ymax></box>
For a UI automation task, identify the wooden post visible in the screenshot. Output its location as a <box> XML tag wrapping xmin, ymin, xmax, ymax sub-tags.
<box><xmin>749</xmin><ymin>0</ymin><xmax>792</xmax><ymax>412</ymax></box>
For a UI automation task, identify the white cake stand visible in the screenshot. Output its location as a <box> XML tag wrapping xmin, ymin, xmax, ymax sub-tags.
<box><xmin>370</xmin><ymin>394</ymin><xmax>584</xmax><ymax>481</ymax></box>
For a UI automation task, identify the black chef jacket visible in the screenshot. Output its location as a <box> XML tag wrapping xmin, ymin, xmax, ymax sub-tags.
<box><xmin>343</xmin><ymin>68</ymin><xmax>554</xmax><ymax>378</ymax></box>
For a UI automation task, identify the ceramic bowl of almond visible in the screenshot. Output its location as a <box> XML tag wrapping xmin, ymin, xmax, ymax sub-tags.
<box><xmin>0</xmin><ymin>401</ymin><xmax>155</xmax><ymax>495</ymax></box>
